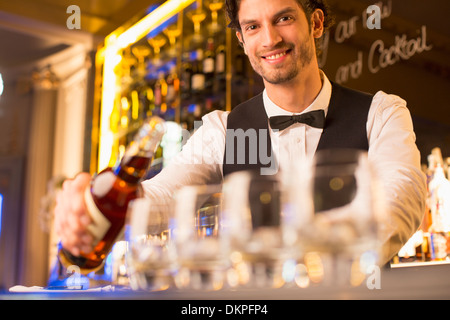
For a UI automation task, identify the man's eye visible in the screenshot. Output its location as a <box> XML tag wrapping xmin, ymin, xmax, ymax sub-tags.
<box><xmin>278</xmin><ymin>16</ymin><xmax>293</xmax><ymax>23</ymax></box>
<box><xmin>246</xmin><ymin>25</ymin><xmax>257</xmax><ymax>31</ymax></box>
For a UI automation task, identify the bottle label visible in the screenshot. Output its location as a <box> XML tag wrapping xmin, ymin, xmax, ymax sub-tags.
<box><xmin>203</xmin><ymin>57</ymin><xmax>214</xmax><ymax>73</ymax></box>
<box><xmin>191</xmin><ymin>74</ymin><xmax>205</xmax><ymax>91</ymax></box>
<box><xmin>216</xmin><ymin>52</ymin><xmax>225</xmax><ymax>73</ymax></box>
<box><xmin>431</xmin><ymin>232</ymin><xmax>448</xmax><ymax>259</ymax></box>
<box><xmin>84</xmin><ymin>187</ymin><xmax>112</xmax><ymax>246</ymax></box>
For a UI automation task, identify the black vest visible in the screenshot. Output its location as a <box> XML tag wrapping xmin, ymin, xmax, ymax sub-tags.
<box><xmin>222</xmin><ymin>82</ymin><xmax>373</xmax><ymax>177</ymax></box>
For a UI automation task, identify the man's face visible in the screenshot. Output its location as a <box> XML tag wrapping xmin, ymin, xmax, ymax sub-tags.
<box><xmin>236</xmin><ymin>0</ymin><xmax>319</xmax><ymax>85</ymax></box>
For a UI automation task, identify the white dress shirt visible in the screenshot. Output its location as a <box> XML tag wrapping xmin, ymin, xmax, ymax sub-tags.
<box><xmin>142</xmin><ymin>72</ymin><xmax>427</xmax><ymax>262</ymax></box>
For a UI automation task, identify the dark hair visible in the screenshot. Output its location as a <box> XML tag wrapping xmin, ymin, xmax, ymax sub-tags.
<box><xmin>225</xmin><ymin>0</ymin><xmax>335</xmax><ymax>56</ymax></box>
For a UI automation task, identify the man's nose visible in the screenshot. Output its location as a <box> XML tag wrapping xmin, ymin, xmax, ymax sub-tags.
<box><xmin>261</xmin><ymin>24</ymin><xmax>282</xmax><ymax>47</ymax></box>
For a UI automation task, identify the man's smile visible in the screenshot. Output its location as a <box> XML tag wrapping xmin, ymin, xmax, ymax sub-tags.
<box><xmin>261</xmin><ymin>49</ymin><xmax>292</xmax><ymax>63</ymax></box>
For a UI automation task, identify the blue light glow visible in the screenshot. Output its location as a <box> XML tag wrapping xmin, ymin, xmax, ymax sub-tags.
<box><xmin>0</xmin><ymin>194</ymin><xmax>3</xmax><ymax>238</ymax></box>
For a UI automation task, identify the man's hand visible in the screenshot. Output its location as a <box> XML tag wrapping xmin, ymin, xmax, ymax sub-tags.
<box><xmin>54</xmin><ymin>172</ymin><xmax>94</xmax><ymax>257</ymax></box>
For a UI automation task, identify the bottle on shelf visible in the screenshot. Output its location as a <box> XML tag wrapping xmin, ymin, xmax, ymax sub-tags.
<box><xmin>154</xmin><ymin>71</ymin><xmax>168</xmax><ymax>114</ymax></box>
<box><xmin>191</xmin><ymin>48</ymin><xmax>206</xmax><ymax>97</ymax></box>
<box><xmin>166</xmin><ymin>65</ymin><xmax>180</xmax><ymax>109</ymax></box>
<box><xmin>413</xmin><ymin>161</ymin><xmax>435</xmax><ymax>262</ymax></box>
<box><xmin>203</xmin><ymin>37</ymin><xmax>215</xmax><ymax>96</ymax></box>
<box><xmin>180</xmin><ymin>52</ymin><xmax>193</xmax><ymax>101</ymax></box>
<box><xmin>427</xmin><ymin>147</ymin><xmax>450</xmax><ymax>261</ymax></box>
<box><xmin>214</xmin><ymin>43</ymin><xmax>226</xmax><ymax>94</ymax></box>
<box><xmin>57</xmin><ymin>116</ymin><xmax>166</xmax><ymax>274</ymax></box>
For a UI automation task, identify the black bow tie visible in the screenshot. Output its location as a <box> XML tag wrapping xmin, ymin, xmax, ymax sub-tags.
<box><xmin>269</xmin><ymin>110</ymin><xmax>325</xmax><ymax>130</ymax></box>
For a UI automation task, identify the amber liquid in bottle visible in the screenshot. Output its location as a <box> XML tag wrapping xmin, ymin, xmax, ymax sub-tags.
<box><xmin>58</xmin><ymin>117</ymin><xmax>166</xmax><ymax>274</ymax></box>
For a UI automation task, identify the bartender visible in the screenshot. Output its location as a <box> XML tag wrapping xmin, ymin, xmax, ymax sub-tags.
<box><xmin>54</xmin><ymin>0</ymin><xmax>427</xmax><ymax>265</ymax></box>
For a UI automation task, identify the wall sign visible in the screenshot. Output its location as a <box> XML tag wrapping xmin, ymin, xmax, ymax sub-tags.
<box><xmin>325</xmin><ymin>1</ymin><xmax>433</xmax><ymax>84</ymax></box>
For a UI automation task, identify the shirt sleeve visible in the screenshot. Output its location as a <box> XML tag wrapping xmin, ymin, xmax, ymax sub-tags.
<box><xmin>367</xmin><ymin>91</ymin><xmax>427</xmax><ymax>263</ymax></box>
<box><xmin>141</xmin><ymin>110</ymin><xmax>227</xmax><ymax>202</ymax></box>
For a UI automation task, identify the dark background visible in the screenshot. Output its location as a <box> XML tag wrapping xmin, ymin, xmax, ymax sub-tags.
<box><xmin>323</xmin><ymin>0</ymin><xmax>450</xmax><ymax>164</ymax></box>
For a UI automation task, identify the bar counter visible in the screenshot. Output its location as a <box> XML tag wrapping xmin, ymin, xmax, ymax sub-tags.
<box><xmin>3</xmin><ymin>262</ymin><xmax>450</xmax><ymax>300</ymax></box>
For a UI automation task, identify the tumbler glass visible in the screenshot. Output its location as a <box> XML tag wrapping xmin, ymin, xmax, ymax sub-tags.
<box><xmin>171</xmin><ymin>184</ymin><xmax>229</xmax><ymax>291</ymax></box>
<box><xmin>125</xmin><ymin>197</ymin><xmax>176</xmax><ymax>291</ymax></box>
<box><xmin>222</xmin><ymin>170</ymin><xmax>297</xmax><ymax>288</ymax></box>
<box><xmin>294</xmin><ymin>149</ymin><xmax>387</xmax><ymax>287</ymax></box>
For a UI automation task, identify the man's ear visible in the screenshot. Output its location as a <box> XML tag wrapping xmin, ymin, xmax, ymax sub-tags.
<box><xmin>236</xmin><ymin>31</ymin><xmax>247</xmax><ymax>55</ymax></box>
<box><xmin>312</xmin><ymin>9</ymin><xmax>325</xmax><ymax>38</ymax></box>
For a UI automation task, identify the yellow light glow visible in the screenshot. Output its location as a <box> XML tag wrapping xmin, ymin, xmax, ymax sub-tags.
<box><xmin>98</xmin><ymin>0</ymin><xmax>196</xmax><ymax>171</ymax></box>
<box><xmin>98</xmin><ymin>47</ymin><xmax>121</xmax><ymax>171</ymax></box>
<box><xmin>120</xmin><ymin>116</ymin><xmax>129</xmax><ymax>128</ymax></box>
<box><xmin>147</xmin><ymin>88</ymin><xmax>154</xmax><ymax>101</ymax></box>
<box><xmin>161</xmin><ymin>81</ymin><xmax>168</xmax><ymax>97</ymax></box>
<box><xmin>131</xmin><ymin>90</ymin><xmax>139</xmax><ymax>120</ymax></box>
<box><xmin>116</xmin><ymin>0</ymin><xmax>195</xmax><ymax>49</ymax></box>
<box><xmin>121</xmin><ymin>97</ymin><xmax>130</xmax><ymax>110</ymax></box>
<box><xmin>161</xmin><ymin>103</ymin><xmax>167</xmax><ymax>114</ymax></box>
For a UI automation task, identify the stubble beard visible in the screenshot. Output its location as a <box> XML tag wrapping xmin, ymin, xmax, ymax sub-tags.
<box><xmin>250</xmin><ymin>40</ymin><xmax>314</xmax><ymax>85</ymax></box>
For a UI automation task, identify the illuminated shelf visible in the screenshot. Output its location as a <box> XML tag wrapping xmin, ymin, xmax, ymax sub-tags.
<box><xmin>390</xmin><ymin>259</ymin><xmax>450</xmax><ymax>268</ymax></box>
<box><xmin>92</xmin><ymin>0</ymin><xmax>196</xmax><ymax>173</ymax></box>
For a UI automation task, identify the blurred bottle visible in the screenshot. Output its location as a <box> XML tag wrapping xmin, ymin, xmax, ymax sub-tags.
<box><xmin>415</xmin><ymin>159</ymin><xmax>435</xmax><ymax>261</ymax></box>
<box><xmin>154</xmin><ymin>71</ymin><xmax>168</xmax><ymax>114</ymax></box>
<box><xmin>191</xmin><ymin>48</ymin><xmax>205</xmax><ymax>97</ymax></box>
<box><xmin>203</xmin><ymin>37</ymin><xmax>215</xmax><ymax>96</ymax></box>
<box><xmin>166</xmin><ymin>65</ymin><xmax>180</xmax><ymax>108</ymax></box>
<box><xmin>214</xmin><ymin>44</ymin><xmax>226</xmax><ymax>94</ymax></box>
<box><xmin>180</xmin><ymin>52</ymin><xmax>193</xmax><ymax>100</ymax></box>
<box><xmin>58</xmin><ymin>116</ymin><xmax>166</xmax><ymax>274</ymax></box>
<box><xmin>428</xmin><ymin>148</ymin><xmax>450</xmax><ymax>260</ymax></box>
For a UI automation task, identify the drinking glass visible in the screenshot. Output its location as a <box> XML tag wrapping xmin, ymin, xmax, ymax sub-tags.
<box><xmin>186</xmin><ymin>7</ymin><xmax>207</xmax><ymax>43</ymax></box>
<box><xmin>120</xmin><ymin>49</ymin><xmax>136</xmax><ymax>88</ymax></box>
<box><xmin>131</xmin><ymin>45</ymin><xmax>151</xmax><ymax>78</ymax></box>
<box><xmin>294</xmin><ymin>149</ymin><xmax>387</xmax><ymax>286</ymax></box>
<box><xmin>125</xmin><ymin>197</ymin><xmax>176</xmax><ymax>291</ymax></box>
<box><xmin>222</xmin><ymin>171</ymin><xmax>297</xmax><ymax>288</ymax></box>
<box><xmin>205</xmin><ymin>0</ymin><xmax>224</xmax><ymax>34</ymax></box>
<box><xmin>147</xmin><ymin>34</ymin><xmax>167</xmax><ymax>66</ymax></box>
<box><xmin>172</xmin><ymin>185</ymin><xmax>229</xmax><ymax>290</ymax></box>
<box><xmin>163</xmin><ymin>23</ymin><xmax>182</xmax><ymax>58</ymax></box>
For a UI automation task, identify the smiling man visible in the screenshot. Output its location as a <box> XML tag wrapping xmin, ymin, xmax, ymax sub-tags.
<box><xmin>221</xmin><ymin>0</ymin><xmax>426</xmax><ymax>261</ymax></box>
<box><xmin>236</xmin><ymin>0</ymin><xmax>319</xmax><ymax>102</ymax></box>
<box><xmin>55</xmin><ymin>0</ymin><xmax>426</xmax><ymax>266</ymax></box>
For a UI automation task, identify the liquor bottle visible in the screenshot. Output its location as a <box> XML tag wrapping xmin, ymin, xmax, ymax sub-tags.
<box><xmin>166</xmin><ymin>65</ymin><xmax>179</xmax><ymax>108</ymax></box>
<box><xmin>154</xmin><ymin>72</ymin><xmax>168</xmax><ymax>114</ymax></box>
<box><xmin>214</xmin><ymin>44</ymin><xmax>226</xmax><ymax>94</ymax></box>
<box><xmin>180</xmin><ymin>52</ymin><xmax>193</xmax><ymax>100</ymax></box>
<box><xmin>234</xmin><ymin>43</ymin><xmax>247</xmax><ymax>79</ymax></box>
<box><xmin>419</xmin><ymin>163</ymin><xmax>433</xmax><ymax>230</ymax></box>
<box><xmin>203</xmin><ymin>38</ymin><xmax>215</xmax><ymax>96</ymax></box>
<box><xmin>422</xmin><ymin>232</ymin><xmax>432</xmax><ymax>261</ymax></box>
<box><xmin>428</xmin><ymin>148</ymin><xmax>450</xmax><ymax>260</ymax></box>
<box><xmin>58</xmin><ymin>116</ymin><xmax>166</xmax><ymax>274</ymax></box>
<box><xmin>191</xmin><ymin>48</ymin><xmax>205</xmax><ymax>97</ymax></box>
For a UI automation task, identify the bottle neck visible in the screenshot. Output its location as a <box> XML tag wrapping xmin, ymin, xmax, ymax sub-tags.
<box><xmin>113</xmin><ymin>116</ymin><xmax>165</xmax><ymax>184</ymax></box>
<box><xmin>113</xmin><ymin>153</ymin><xmax>152</xmax><ymax>184</ymax></box>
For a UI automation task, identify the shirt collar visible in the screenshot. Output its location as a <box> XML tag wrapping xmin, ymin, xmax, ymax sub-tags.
<box><xmin>262</xmin><ymin>70</ymin><xmax>332</xmax><ymax>118</ymax></box>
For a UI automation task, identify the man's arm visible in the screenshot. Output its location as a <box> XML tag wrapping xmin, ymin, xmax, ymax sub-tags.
<box><xmin>142</xmin><ymin>110</ymin><xmax>228</xmax><ymax>201</ymax></box>
<box><xmin>367</xmin><ymin>91</ymin><xmax>427</xmax><ymax>263</ymax></box>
